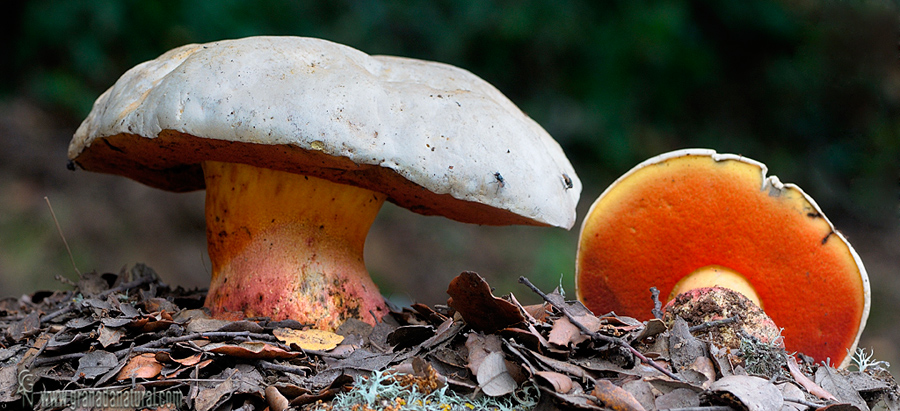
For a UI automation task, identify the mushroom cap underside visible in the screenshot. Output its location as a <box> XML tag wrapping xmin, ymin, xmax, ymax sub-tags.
<box><xmin>68</xmin><ymin>36</ymin><xmax>581</xmax><ymax>229</ymax></box>
<box><xmin>575</xmin><ymin>148</ymin><xmax>870</xmax><ymax>366</ymax></box>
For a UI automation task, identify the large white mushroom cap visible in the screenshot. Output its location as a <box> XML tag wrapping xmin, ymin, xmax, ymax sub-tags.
<box><xmin>69</xmin><ymin>36</ymin><xmax>581</xmax><ymax>228</ymax></box>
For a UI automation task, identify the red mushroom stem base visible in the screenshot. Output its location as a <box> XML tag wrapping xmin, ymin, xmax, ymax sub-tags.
<box><xmin>202</xmin><ymin>161</ymin><xmax>388</xmax><ymax>330</ymax></box>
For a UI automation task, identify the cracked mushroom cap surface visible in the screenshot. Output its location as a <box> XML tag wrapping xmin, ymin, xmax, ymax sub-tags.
<box><xmin>575</xmin><ymin>148</ymin><xmax>869</xmax><ymax>367</ymax></box>
<box><xmin>68</xmin><ymin>36</ymin><xmax>581</xmax><ymax>228</ymax></box>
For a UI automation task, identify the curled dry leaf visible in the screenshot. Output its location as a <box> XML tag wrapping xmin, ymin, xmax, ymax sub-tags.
<box><xmin>117</xmin><ymin>353</ymin><xmax>163</xmax><ymax>380</ymax></box>
<box><xmin>446</xmin><ymin>271</ymin><xmax>525</xmax><ymax>333</ymax></box>
<box><xmin>154</xmin><ymin>352</ymin><xmax>204</xmax><ymax>367</ymax></box>
<box><xmin>689</xmin><ymin>355</ymin><xmax>717</xmax><ymax>388</ymax></box>
<box><xmin>204</xmin><ymin>341</ymin><xmax>301</xmax><ymax>359</ymax></box>
<box><xmin>265</xmin><ymin>386</ymin><xmax>290</xmax><ymax>411</ymax></box>
<box><xmin>592</xmin><ymin>379</ymin><xmax>647</xmax><ymax>411</ymax></box>
<box><xmin>534</xmin><ymin>371</ymin><xmax>573</xmax><ymax>394</ymax></box>
<box><xmin>174</xmin><ymin>353</ymin><xmax>204</xmax><ymax>366</ymax></box>
<box><xmin>522</xmin><ymin>303</ymin><xmax>552</xmax><ymax>322</ymax></box>
<box><xmin>633</xmin><ymin>318</ymin><xmax>667</xmax><ymax>342</ymax></box>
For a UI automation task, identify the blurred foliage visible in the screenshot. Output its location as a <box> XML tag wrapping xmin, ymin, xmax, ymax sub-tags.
<box><xmin>6</xmin><ymin>0</ymin><xmax>899</xmax><ymax>225</ymax></box>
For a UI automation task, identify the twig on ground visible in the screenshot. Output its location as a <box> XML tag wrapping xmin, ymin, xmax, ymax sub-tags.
<box><xmin>689</xmin><ymin>316</ymin><xmax>739</xmax><ymax>333</ymax></box>
<box><xmin>40</xmin><ymin>303</ymin><xmax>76</xmax><ymax>324</ymax></box>
<box><xmin>784</xmin><ymin>396</ymin><xmax>825</xmax><ymax>409</ymax></box>
<box><xmin>518</xmin><ymin>276</ymin><xmax>682</xmax><ymax>382</ymax></box>
<box><xmin>33</xmin><ymin>330</ymin><xmax>276</xmax><ymax>366</ymax></box>
<box><xmin>257</xmin><ymin>360</ymin><xmax>311</xmax><ymax>376</ymax></box>
<box><xmin>503</xmin><ymin>339</ymin><xmax>539</xmax><ymax>375</ymax></box>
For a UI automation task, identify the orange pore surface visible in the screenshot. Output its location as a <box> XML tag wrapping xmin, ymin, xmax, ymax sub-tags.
<box><xmin>576</xmin><ymin>154</ymin><xmax>866</xmax><ymax>363</ymax></box>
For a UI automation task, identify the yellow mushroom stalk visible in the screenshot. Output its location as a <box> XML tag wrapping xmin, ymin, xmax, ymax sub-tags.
<box><xmin>203</xmin><ymin>162</ymin><xmax>387</xmax><ymax>328</ymax></box>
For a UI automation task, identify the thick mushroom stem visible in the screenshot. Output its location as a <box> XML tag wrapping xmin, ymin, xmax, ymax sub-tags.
<box><xmin>669</xmin><ymin>265</ymin><xmax>762</xmax><ymax>308</ymax></box>
<box><xmin>201</xmin><ymin>161</ymin><xmax>388</xmax><ymax>330</ymax></box>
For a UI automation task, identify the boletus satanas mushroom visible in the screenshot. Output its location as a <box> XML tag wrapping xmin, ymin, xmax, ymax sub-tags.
<box><xmin>575</xmin><ymin>148</ymin><xmax>869</xmax><ymax>367</ymax></box>
<box><xmin>69</xmin><ymin>36</ymin><xmax>581</xmax><ymax>330</ymax></box>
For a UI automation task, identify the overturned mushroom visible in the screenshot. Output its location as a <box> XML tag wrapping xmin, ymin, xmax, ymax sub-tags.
<box><xmin>575</xmin><ymin>149</ymin><xmax>868</xmax><ymax>367</ymax></box>
<box><xmin>69</xmin><ymin>36</ymin><xmax>581</xmax><ymax>330</ymax></box>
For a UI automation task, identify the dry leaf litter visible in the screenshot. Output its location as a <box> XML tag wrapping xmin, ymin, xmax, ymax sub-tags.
<box><xmin>0</xmin><ymin>265</ymin><xmax>896</xmax><ymax>411</ymax></box>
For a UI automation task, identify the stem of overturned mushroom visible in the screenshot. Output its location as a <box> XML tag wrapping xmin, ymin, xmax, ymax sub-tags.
<box><xmin>518</xmin><ymin>277</ymin><xmax>682</xmax><ymax>382</ymax></box>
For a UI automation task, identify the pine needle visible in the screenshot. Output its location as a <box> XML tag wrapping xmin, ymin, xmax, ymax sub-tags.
<box><xmin>44</xmin><ymin>196</ymin><xmax>81</xmax><ymax>278</ymax></box>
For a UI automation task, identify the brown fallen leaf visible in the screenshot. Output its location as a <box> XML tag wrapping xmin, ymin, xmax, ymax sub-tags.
<box><xmin>704</xmin><ymin>375</ymin><xmax>784</xmax><ymax>411</ymax></box>
<box><xmin>815</xmin><ymin>366</ymin><xmax>869</xmax><ymax>410</ymax></box>
<box><xmin>126</xmin><ymin>311</ymin><xmax>176</xmax><ymax>333</ymax></box>
<box><xmin>97</xmin><ymin>325</ymin><xmax>125</xmax><ymax>348</ymax></box>
<box><xmin>633</xmin><ymin>318</ymin><xmax>667</xmax><ymax>342</ymax></box>
<box><xmin>655</xmin><ymin>387</ymin><xmax>700</xmax><ymax>409</ymax></box>
<box><xmin>117</xmin><ymin>353</ymin><xmax>163</xmax><ymax>380</ymax></box>
<box><xmin>446</xmin><ymin>271</ymin><xmax>525</xmax><ymax>333</ymax></box>
<box><xmin>522</xmin><ymin>303</ymin><xmax>552</xmax><ymax>322</ymax></box>
<box><xmin>160</xmin><ymin>358</ymin><xmax>213</xmax><ymax>380</ymax></box>
<box><xmin>592</xmin><ymin>379</ymin><xmax>647</xmax><ymax>411</ymax></box>
<box><xmin>273</xmin><ymin>327</ymin><xmax>344</xmax><ymax>351</ymax></box>
<box><xmin>689</xmin><ymin>355</ymin><xmax>717</xmax><ymax>388</ymax></box>
<box><xmin>265</xmin><ymin>386</ymin><xmax>290</xmax><ymax>411</ymax></box>
<box><xmin>186</xmin><ymin>318</ymin><xmax>233</xmax><ymax>333</ymax></box>
<box><xmin>194</xmin><ymin>375</ymin><xmax>234</xmax><ymax>411</ymax></box>
<box><xmin>204</xmin><ymin>341</ymin><xmax>301</xmax><ymax>359</ymax></box>
<box><xmin>534</xmin><ymin>371</ymin><xmax>573</xmax><ymax>394</ymax></box>
<box><xmin>548</xmin><ymin>315</ymin><xmax>589</xmax><ymax>347</ymax></box>
<box><xmin>174</xmin><ymin>353</ymin><xmax>204</xmax><ymax>367</ymax></box>
<box><xmin>411</xmin><ymin>303</ymin><xmax>449</xmax><ymax>325</ymax></box>
<box><xmin>465</xmin><ymin>333</ymin><xmax>503</xmax><ymax>376</ymax></box>
<box><xmin>622</xmin><ymin>380</ymin><xmax>657</xmax><ymax>411</ymax></box>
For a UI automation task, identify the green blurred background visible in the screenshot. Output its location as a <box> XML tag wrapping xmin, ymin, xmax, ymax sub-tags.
<box><xmin>2</xmin><ymin>1</ymin><xmax>898</xmax><ymax>368</ymax></box>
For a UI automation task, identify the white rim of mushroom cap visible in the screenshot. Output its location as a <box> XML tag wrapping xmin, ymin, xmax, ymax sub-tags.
<box><xmin>68</xmin><ymin>36</ymin><xmax>581</xmax><ymax>229</ymax></box>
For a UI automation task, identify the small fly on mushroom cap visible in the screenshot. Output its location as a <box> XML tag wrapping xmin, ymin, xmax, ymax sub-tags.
<box><xmin>575</xmin><ymin>148</ymin><xmax>869</xmax><ymax>368</ymax></box>
<box><xmin>69</xmin><ymin>36</ymin><xmax>582</xmax><ymax>330</ymax></box>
